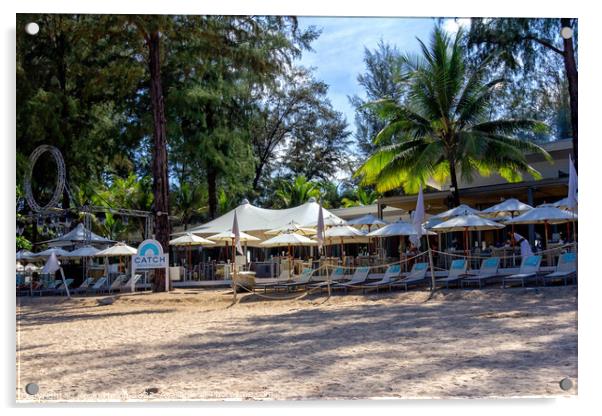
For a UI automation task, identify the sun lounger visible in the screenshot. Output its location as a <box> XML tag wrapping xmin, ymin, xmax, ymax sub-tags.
<box><xmin>86</xmin><ymin>276</ymin><xmax>109</xmax><ymax>295</ymax></box>
<box><xmin>121</xmin><ymin>274</ymin><xmax>142</xmax><ymax>292</ymax></box>
<box><xmin>307</xmin><ymin>267</ymin><xmax>346</xmax><ymax>291</ymax></box>
<box><xmin>461</xmin><ymin>257</ymin><xmax>501</xmax><ymax>288</ymax></box>
<box><xmin>502</xmin><ymin>255</ymin><xmax>542</xmax><ymax>288</ymax></box>
<box><xmin>106</xmin><ymin>274</ymin><xmax>129</xmax><ymax>294</ymax></box>
<box><xmin>358</xmin><ymin>264</ymin><xmax>402</xmax><ymax>293</ymax></box>
<box><xmin>254</xmin><ymin>269</ymin><xmax>297</xmax><ymax>292</ymax></box>
<box><xmin>273</xmin><ymin>268</ymin><xmax>315</xmax><ymax>291</ymax></box>
<box><xmin>332</xmin><ymin>267</ymin><xmax>371</xmax><ymax>292</ymax></box>
<box><xmin>32</xmin><ymin>279</ymin><xmax>63</xmax><ymax>296</ymax></box>
<box><xmin>390</xmin><ymin>263</ymin><xmax>429</xmax><ymax>291</ymax></box>
<box><xmin>72</xmin><ymin>277</ymin><xmax>96</xmax><ymax>294</ymax></box>
<box><xmin>435</xmin><ymin>259</ymin><xmax>468</xmax><ymax>288</ymax></box>
<box><xmin>542</xmin><ymin>253</ymin><xmax>577</xmax><ymax>286</ymax></box>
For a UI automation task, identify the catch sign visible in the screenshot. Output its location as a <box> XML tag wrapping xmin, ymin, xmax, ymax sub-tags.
<box><xmin>133</xmin><ymin>239</ymin><xmax>168</xmax><ymax>269</ymax></box>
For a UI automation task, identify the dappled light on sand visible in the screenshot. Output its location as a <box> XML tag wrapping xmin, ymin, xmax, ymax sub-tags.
<box><xmin>17</xmin><ymin>287</ymin><xmax>576</xmax><ymax>401</ymax></box>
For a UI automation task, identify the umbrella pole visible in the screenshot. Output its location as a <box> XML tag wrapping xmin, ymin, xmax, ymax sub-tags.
<box><xmin>464</xmin><ymin>228</ymin><xmax>469</xmax><ymax>259</ymax></box>
<box><xmin>288</xmin><ymin>243</ymin><xmax>292</xmax><ymax>279</ymax></box>
<box><xmin>544</xmin><ymin>221</ymin><xmax>549</xmax><ymax>251</ymax></box>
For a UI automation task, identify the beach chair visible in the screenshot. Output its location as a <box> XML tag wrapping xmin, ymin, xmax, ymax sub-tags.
<box><xmin>32</xmin><ymin>279</ymin><xmax>62</xmax><ymax>296</ymax></box>
<box><xmin>542</xmin><ymin>253</ymin><xmax>577</xmax><ymax>286</ymax></box>
<box><xmin>307</xmin><ymin>267</ymin><xmax>346</xmax><ymax>291</ymax></box>
<box><xmin>52</xmin><ymin>278</ymin><xmax>74</xmax><ymax>296</ymax></box>
<box><xmin>435</xmin><ymin>259</ymin><xmax>468</xmax><ymax>288</ymax></box>
<box><xmin>274</xmin><ymin>268</ymin><xmax>315</xmax><ymax>291</ymax></box>
<box><xmin>254</xmin><ymin>268</ymin><xmax>297</xmax><ymax>292</ymax></box>
<box><xmin>502</xmin><ymin>255</ymin><xmax>542</xmax><ymax>288</ymax></box>
<box><xmin>121</xmin><ymin>274</ymin><xmax>143</xmax><ymax>292</ymax></box>
<box><xmin>332</xmin><ymin>267</ymin><xmax>371</xmax><ymax>292</ymax></box>
<box><xmin>461</xmin><ymin>257</ymin><xmax>501</xmax><ymax>289</ymax></box>
<box><xmin>72</xmin><ymin>277</ymin><xmax>96</xmax><ymax>295</ymax></box>
<box><xmin>359</xmin><ymin>264</ymin><xmax>401</xmax><ymax>293</ymax></box>
<box><xmin>106</xmin><ymin>274</ymin><xmax>129</xmax><ymax>293</ymax></box>
<box><xmin>86</xmin><ymin>276</ymin><xmax>108</xmax><ymax>295</ymax></box>
<box><xmin>390</xmin><ymin>262</ymin><xmax>429</xmax><ymax>291</ymax></box>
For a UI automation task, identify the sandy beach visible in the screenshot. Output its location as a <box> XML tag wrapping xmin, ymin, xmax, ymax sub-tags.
<box><xmin>16</xmin><ymin>286</ymin><xmax>577</xmax><ymax>401</ymax></box>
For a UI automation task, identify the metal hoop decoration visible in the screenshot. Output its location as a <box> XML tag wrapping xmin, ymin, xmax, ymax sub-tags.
<box><xmin>23</xmin><ymin>145</ymin><xmax>66</xmax><ymax>212</ymax></box>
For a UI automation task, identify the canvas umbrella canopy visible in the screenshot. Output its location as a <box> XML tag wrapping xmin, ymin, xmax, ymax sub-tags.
<box><xmin>368</xmin><ymin>220</ymin><xmax>436</xmax><ymax>262</ymax></box>
<box><xmin>321</xmin><ymin>225</ymin><xmax>369</xmax><ymax>258</ymax></box>
<box><xmin>64</xmin><ymin>246</ymin><xmax>101</xmax><ymax>257</ymax></box>
<box><xmin>346</xmin><ymin>214</ymin><xmax>387</xmax><ymax>256</ymax></box>
<box><xmin>347</xmin><ymin>214</ymin><xmax>387</xmax><ymax>229</ymax></box>
<box><xmin>505</xmin><ymin>207</ymin><xmax>577</xmax><ymax>248</ymax></box>
<box><xmin>432</xmin><ymin>204</ymin><xmax>481</xmax><ymax>220</ymax></box>
<box><xmin>482</xmin><ymin>198</ymin><xmax>534</xmax><ymax>252</ymax></box>
<box><xmin>260</xmin><ymin>232</ymin><xmax>316</xmax><ymax>278</ymax></box>
<box><xmin>33</xmin><ymin>247</ymin><xmax>71</xmax><ymax>259</ymax></box>
<box><xmin>302</xmin><ymin>215</ymin><xmax>347</xmax><ymax>228</ymax></box>
<box><xmin>95</xmin><ymin>242</ymin><xmax>137</xmax><ymax>274</ymax></box>
<box><xmin>265</xmin><ymin>221</ymin><xmax>317</xmax><ymax>236</ymax></box>
<box><xmin>39</xmin><ymin>222</ymin><xmax>115</xmax><ymax>247</ymax></box>
<box><xmin>16</xmin><ymin>262</ymin><xmax>25</xmax><ymax>272</ymax></box>
<box><xmin>169</xmin><ymin>233</ymin><xmax>215</xmax><ymax>278</ymax></box>
<box><xmin>481</xmin><ymin>198</ymin><xmax>533</xmax><ymax>217</ymax></box>
<box><xmin>207</xmin><ymin>229</ymin><xmax>260</xmax><ymax>264</ymax></box>
<box><xmin>431</xmin><ymin>214</ymin><xmax>505</xmax><ymax>257</ymax></box>
<box><xmin>24</xmin><ymin>263</ymin><xmax>40</xmax><ymax>272</ymax></box>
<box><xmin>16</xmin><ymin>249</ymin><xmax>35</xmax><ymax>261</ymax></box>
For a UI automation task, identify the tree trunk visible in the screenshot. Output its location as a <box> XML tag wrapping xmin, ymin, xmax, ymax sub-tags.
<box><xmin>147</xmin><ymin>31</ymin><xmax>170</xmax><ymax>292</ymax></box>
<box><xmin>207</xmin><ymin>167</ymin><xmax>218</xmax><ymax>219</ymax></box>
<box><xmin>448</xmin><ymin>158</ymin><xmax>461</xmax><ymax>207</ymax></box>
<box><xmin>560</xmin><ymin>18</ymin><xmax>578</xmax><ymax>172</ymax></box>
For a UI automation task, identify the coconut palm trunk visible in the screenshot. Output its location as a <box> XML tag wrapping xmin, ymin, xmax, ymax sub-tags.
<box><xmin>147</xmin><ymin>30</ymin><xmax>170</xmax><ymax>292</ymax></box>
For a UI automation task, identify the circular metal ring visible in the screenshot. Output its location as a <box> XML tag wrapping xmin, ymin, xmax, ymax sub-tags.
<box><xmin>23</xmin><ymin>145</ymin><xmax>66</xmax><ymax>212</ymax></box>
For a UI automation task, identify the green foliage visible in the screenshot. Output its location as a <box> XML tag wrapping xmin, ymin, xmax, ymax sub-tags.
<box><xmin>356</xmin><ymin>28</ymin><xmax>551</xmax><ymax>204</ymax></box>
<box><xmin>273</xmin><ymin>175</ymin><xmax>322</xmax><ymax>208</ymax></box>
<box><xmin>16</xmin><ymin>236</ymin><xmax>33</xmax><ymax>251</ymax></box>
<box><xmin>341</xmin><ymin>187</ymin><xmax>380</xmax><ymax>208</ymax></box>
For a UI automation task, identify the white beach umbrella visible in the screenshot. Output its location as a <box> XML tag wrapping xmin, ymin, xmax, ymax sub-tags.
<box><xmin>265</xmin><ymin>221</ymin><xmax>317</xmax><ymax>236</ymax></box>
<box><xmin>33</xmin><ymin>247</ymin><xmax>71</xmax><ymax>259</ymax></box>
<box><xmin>432</xmin><ymin>204</ymin><xmax>481</xmax><ymax>220</ymax></box>
<box><xmin>169</xmin><ymin>233</ymin><xmax>215</xmax><ymax>246</ymax></box>
<box><xmin>95</xmin><ymin>242</ymin><xmax>137</xmax><ymax>257</ymax></box>
<box><xmin>260</xmin><ymin>232</ymin><xmax>316</xmax><ymax>277</ymax></box>
<box><xmin>95</xmin><ymin>242</ymin><xmax>137</xmax><ymax>275</ymax></box>
<box><xmin>25</xmin><ymin>263</ymin><xmax>39</xmax><ymax>272</ymax></box>
<box><xmin>321</xmin><ymin>225</ymin><xmax>370</xmax><ymax>258</ymax></box>
<box><xmin>16</xmin><ymin>249</ymin><xmax>35</xmax><ymax>261</ymax></box>
<box><xmin>302</xmin><ymin>215</ymin><xmax>347</xmax><ymax>228</ymax></box>
<box><xmin>481</xmin><ymin>198</ymin><xmax>533</xmax><ymax>218</ymax></box>
<box><xmin>368</xmin><ymin>221</ymin><xmax>436</xmax><ymax>237</ymax></box>
<box><xmin>64</xmin><ymin>245</ymin><xmax>101</xmax><ymax>258</ymax></box>
<box><xmin>170</xmin><ymin>233</ymin><xmax>215</xmax><ymax>275</ymax></box>
<box><xmin>347</xmin><ymin>214</ymin><xmax>387</xmax><ymax>229</ymax></box>
<box><xmin>207</xmin><ymin>230</ymin><xmax>261</xmax><ymax>242</ymax></box>
<box><xmin>431</xmin><ymin>214</ymin><xmax>505</xmax><ymax>256</ymax></box>
<box><xmin>505</xmin><ymin>206</ymin><xmax>577</xmax><ymax>245</ymax></box>
<box><xmin>260</xmin><ymin>232</ymin><xmax>317</xmax><ymax>248</ymax></box>
<box><xmin>16</xmin><ymin>262</ymin><xmax>25</xmax><ymax>272</ymax></box>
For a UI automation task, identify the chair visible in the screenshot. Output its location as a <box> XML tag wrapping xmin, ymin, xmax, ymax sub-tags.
<box><xmin>502</xmin><ymin>255</ymin><xmax>542</xmax><ymax>288</ymax></box>
<box><xmin>120</xmin><ymin>274</ymin><xmax>143</xmax><ymax>292</ymax></box>
<box><xmin>87</xmin><ymin>276</ymin><xmax>109</xmax><ymax>295</ymax></box>
<box><xmin>390</xmin><ymin>263</ymin><xmax>429</xmax><ymax>291</ymax></box>
<box><xmin>307</xmin><ymin>267</ymin><xmax>347</xmax><ymax>291</ymax></box>
<box><xmin>332</xmin><ymin>267</ymin><xmax>371</xmax><ymax>292</ymax></box>
<box><xmin>359</xmin><ymin>264</ymin><xmax>402</xmax><ymax>293</ymax></box>
<box><xmin>32</xmin><ymin>279</ymin><xmax>63</xmax><ymax>296</ymax></box>
<box><xmin>52</xmin><ymin>279</ymin><xmax>74</xmax><ymax>296</ymax></box>
<box><xmin>72</xmin><ymin>277</ymin><xmax>96</xmax><ymax>295</ymax></box>
<box><xmin>435</xmin><ymin>259</ymin><xmax>469</xmax><ymax>288</ymax></box>
<box><xmin>106</xmin><ymin>275</ymin><xmax>129</xmax><ymax>294</ymax></box>
<box><xmin>461</xmin><ymin>257</ymin><xmax>501</xmax><ymax>289</ymax></box>
<box><xmin>274</xmin><ymin>268</ymin><xmax>315</xmax><ymax>291</ymax></box>
<box><xmin>542</xmin><ymin>253</ymin><xmax>577</xmax><ymax>286</ymax></box>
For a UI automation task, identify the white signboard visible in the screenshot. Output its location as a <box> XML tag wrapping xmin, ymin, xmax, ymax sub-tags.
<box><xmin>131</xmin><ymin>239</ymin><xmax>170</xmax><ymax>291</ymax></box>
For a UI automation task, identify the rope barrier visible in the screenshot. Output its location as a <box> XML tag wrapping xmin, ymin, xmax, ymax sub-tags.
<box><xmin>430</xmin><ymin>242</ymin><xmax>577</xmax><ymax>261</ymax></box>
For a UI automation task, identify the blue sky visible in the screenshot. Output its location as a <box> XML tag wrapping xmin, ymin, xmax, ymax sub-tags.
<box><xmin>297</xmin><ymin>17</ymin><xmax>465</xmax><ymax>136</ymax></box>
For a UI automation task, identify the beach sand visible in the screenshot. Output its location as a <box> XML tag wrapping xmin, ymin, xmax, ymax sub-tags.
<box><xmin>16</xmin><ymin>286</ymin><xmax>577</xmax><ymax>401</ymax></box>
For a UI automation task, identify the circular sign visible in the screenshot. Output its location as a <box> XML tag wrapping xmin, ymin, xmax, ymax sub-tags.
<box><xmin>23</xmin><ymin>145</ymin><xmax>66</xmax><ymax>213</ymax></box>
<box><xmin>25</xmin><ymin>22</ymin><xmax>40</xmax><ymax>36</ymax></box>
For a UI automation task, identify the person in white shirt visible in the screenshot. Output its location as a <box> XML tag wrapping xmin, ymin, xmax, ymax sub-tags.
<box><xmin>511</xmin><ymin>232</ymin><xmax>534</xmax><ymax>258</ymax></box>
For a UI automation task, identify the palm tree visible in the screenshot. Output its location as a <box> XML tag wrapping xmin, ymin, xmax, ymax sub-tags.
<box><xmin>341</xmin><ymin>187</ymin><xmax>380</xmax><ymax>207</ymax></box>
<box><xmin>356</xmin><ymin>27</ymin><xmax>551</xmax><ymax>206</ymax></box>
<box><xmin>172</xmin><ymin>182</ymin><xmax>207</xmax><ymax>229</ymax></box>
<box><xmin>274</xmin><ymin>175</ymin><xmax>321</xmax><ymax>208</ymax></box>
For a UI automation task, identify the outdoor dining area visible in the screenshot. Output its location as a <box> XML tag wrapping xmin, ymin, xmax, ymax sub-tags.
<box><xmin>17</xmin><ymin>158</ymin><xmax>577</xmax><ymax>295</ymax></box>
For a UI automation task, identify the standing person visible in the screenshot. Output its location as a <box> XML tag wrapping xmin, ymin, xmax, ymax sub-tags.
<box><xmin>510</xmin><ymin>232</ymin><xmax>533</xmax><ymax>259</ymax></box>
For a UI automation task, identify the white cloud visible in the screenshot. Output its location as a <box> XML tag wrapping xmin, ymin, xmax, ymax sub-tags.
<box><xmin>442</xmin><ymin>18</ymin><xmax>471</xmax><ymax>35</ymax></box>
